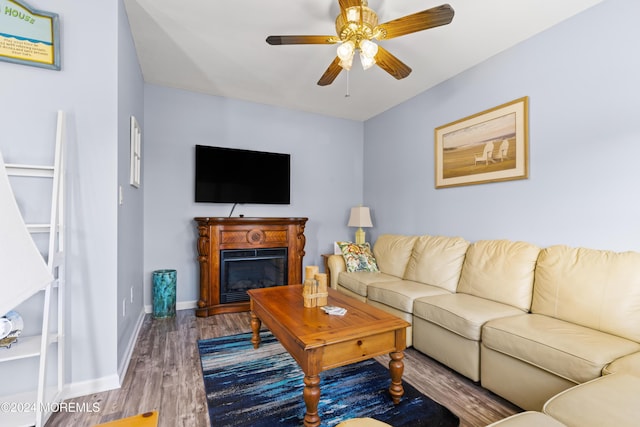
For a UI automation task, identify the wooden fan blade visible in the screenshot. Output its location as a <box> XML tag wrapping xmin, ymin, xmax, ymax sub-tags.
<box><xmin>339</xmin><ymin>0</ymin><xmax>362</xmax><ymax>12</ymax></box>
<box><xmin>266</xmin><ymin>35</ymin><xmax>338</xmax><ymax>45</ymax></box>
<box><xmin>375</xmin><ymin>4</ymin><xmax>454</xmax><ymax>40</ymax></box>
<box><xmin>317</xmin><ymin>57</ymin><xmax>343</xmax><ymax>86</ymax></box>
<box><xmin>375</xmin><ymin>46</ymin><xmax>412</xmax><ymax>80</ymax></box>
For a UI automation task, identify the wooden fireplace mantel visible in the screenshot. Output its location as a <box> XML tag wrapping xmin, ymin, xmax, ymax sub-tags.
<box><xmin>194</xmin><ymin>217</ymin><xmax>308</xmax><ymax>317</ymax></box>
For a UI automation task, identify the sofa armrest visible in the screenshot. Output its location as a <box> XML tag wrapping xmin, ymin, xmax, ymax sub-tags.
<box><xmin>327</xmin><ymin>254</ymin><xmax>346</xmax><ymax>289</ymax></box>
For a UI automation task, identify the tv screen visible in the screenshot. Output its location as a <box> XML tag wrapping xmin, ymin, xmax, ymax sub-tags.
<box><xmin>195</xmin><ymin>145</ymin><xmax>290</xmax><ymax>204</ymax></box>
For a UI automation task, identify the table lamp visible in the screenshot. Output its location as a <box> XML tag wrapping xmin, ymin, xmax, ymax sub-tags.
<box><xmin>347</xmin><ymin>206</ymin><xmax>373</xmax><ymax>245</ymax></box>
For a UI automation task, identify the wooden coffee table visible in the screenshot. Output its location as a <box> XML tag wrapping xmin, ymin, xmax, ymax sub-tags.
<box><xmin>247</xmin><ymin>285</ymin><xmax>410</xmax><ymax>427</ymax></box>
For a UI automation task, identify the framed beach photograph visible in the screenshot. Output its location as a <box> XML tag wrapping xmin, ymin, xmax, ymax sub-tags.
<box><xmin>434</xmin><ymin>96</ymin><xmax>529</xmax><ymax>188</ymax></box>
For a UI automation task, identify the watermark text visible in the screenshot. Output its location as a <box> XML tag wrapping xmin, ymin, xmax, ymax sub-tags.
<box><xmin>0</xmin><ymin>401</ymin><xmax>100</xmax><ymax>414</ymax></box>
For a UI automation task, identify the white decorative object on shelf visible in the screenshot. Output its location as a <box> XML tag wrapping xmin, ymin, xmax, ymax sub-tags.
<box><xmin>0</xmin><ymin>152</ymin><xmax>53</xmax><ymax>317</ymax></box>
<box><xmin>0</xmin><ymin>317</ymin><xmax>11</xmax><ymax>340</ymax></box>
<box><xmin>0</xmin><ymin>110</ymin><xmax>66</xmax><ymax>427</ymax></box>
<box><xmin>0</xmin><ymin>310</ymin><xmax>24</xmax><ymax>348</ymax></box>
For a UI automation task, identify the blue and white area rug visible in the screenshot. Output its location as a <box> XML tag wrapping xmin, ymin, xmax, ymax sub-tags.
<box><xmin>198</xmin><ymin>331</ymin><xmax>459</xmax><ymax>426</ymax></box>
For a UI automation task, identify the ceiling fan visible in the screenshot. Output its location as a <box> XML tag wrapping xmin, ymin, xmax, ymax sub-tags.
<box><xmin>266</xmin><ymin>1</ymin><xmax>455</xmax><ymax>86</ymax></box>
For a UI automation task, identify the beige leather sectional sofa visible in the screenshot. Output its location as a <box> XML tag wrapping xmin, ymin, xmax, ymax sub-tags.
<box><xmin>327</xmin><ymin>234</ymin><xmax>640</xmax><ymax>422</ymax></box>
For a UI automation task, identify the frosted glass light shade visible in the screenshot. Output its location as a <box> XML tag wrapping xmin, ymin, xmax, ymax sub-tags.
<box><xmin>359</xmin><ymin>39</ymin><xmax>378</xmax><ymax>58</ymax></box>
<box><xmin>359</xmin><ymin>51</ymin><xmax>376</xmax><ymax>70</ymax></box>
<box><xmin>337</xmin><ymin>41</ymin><xmax>355</xmax><ymax>61</ymax></box>
<box><xmin>339</xmin><ymin>54</ymin><xmax>354</xmax><ymax>70</ymax></box>
<box><xmin>337</xmin><ymin>41</ymin><xmax>355</xmax><ymax>70</ymax></box>
<box><xmin>346</xmin><ymin>8</ymin><xmax>360</xmax><ymax>22</ymax></box>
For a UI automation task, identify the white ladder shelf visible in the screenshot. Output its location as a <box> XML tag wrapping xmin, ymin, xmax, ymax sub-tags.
<box><xmin>0</xmin><ymin>111</ymin><xmax>66</xmax><ymax>427</ymax></box>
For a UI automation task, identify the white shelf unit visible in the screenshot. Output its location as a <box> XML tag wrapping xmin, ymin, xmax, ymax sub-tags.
<box><xmin>0</xmin><ymin>111</ymin><xmax>66</xmax><ymax>427</ymax></box>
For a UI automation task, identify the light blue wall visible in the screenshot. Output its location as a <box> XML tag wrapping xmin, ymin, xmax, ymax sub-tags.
<box><xmin>2</xmin><ymin>0</ymin><xmax>637</xmax><ymax>404</ymax></box>
<box><xmin>0</xmin><ymin>0</ymin><xmax>143</xmax><ymax>398</ymax></box>
<box><xmin>364</xmin><ymin>0</ymin><xmax>640</xmax><ymax>252</ymax></box>
<box><xmin>143</xmin><ymin>85</ymin><xmax>364</xmax><ymax>306</ymax></box>
<box><xmin>117</xmin><ymin>1</ymin><xmax>145</xmax><ymax>374</ymax></box>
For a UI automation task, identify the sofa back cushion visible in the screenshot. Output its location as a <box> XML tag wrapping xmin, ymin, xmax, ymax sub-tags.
<box><xmin>403</xmin><ymin>235</ymin><xmax>469</xmax><ymax>292</ymax></box>
<box><xmin>373</xmin><ymin>234</ymin><xmax>417</xmax><ymax>278</ymax></box>
<box><xmin>457</xmin><ymin>240</ymin><xmax>540</xmax><ymax>311</ymax></box>
<box><xmin>532</xmin><ymin>245</ymin><xmax>640</xmax><ymax>342</ymax></box>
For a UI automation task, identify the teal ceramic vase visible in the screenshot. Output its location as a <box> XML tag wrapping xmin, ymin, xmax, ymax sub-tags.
<box><xmin>152</xmin><ymin>269</ymin><xmax>176</xmax><ymax>318</ymax></box>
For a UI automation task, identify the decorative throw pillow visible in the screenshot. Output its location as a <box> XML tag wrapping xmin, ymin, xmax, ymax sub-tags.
<box><xmin>337</xmin><ymin>241</ymin><xmax>379</xmax><ymax>273</ymax></box>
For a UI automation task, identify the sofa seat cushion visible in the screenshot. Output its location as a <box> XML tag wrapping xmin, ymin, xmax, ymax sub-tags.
<box><xmin>367</xmin><ymin>280</ymin><xmax>451</xmax><ymax>313</ymax></box>
<box><xmin>336</xmin><ymin>418</ymin><xmax>393</xmax><ymax>427</ymax></box>
<box><xmin>337</xmin><ymin>271</ymin><xmax>398</xmax><ymax>298</ymax></box>
<box><xmin>483</xmin><ymin>314</ymin><xmax>640</xmax><ymax>384</ymax></box>
<box><xmin>486</xmin><ymin>411</ymin><xmax>566</xmax><ymax>427</ymax></box>
<box><xmin>543</xmin><ymin>373</ymin><xmax>640</xmax><ymax>427</ymax></box>
<box><xmin>603</xmin><ymin>351</ymin><xmax>640</xmax><ymax>376</ymax></box>
<box><xmin>413</xmin><ymin>293</ymin><xmax>525</xmax><ymax>341</ymax></box>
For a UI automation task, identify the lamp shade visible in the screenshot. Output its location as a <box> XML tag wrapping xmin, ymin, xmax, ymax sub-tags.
<box><xmin>347</xmin><ymin>206</ymin><xmax>373</xmax><ymax>228</ymax></box>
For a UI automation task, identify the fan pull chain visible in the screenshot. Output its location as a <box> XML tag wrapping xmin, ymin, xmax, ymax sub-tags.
<box><xmin>345</xmin><ymin>70</ymin><xmax>350</xmax><ymax>98</ymax></box>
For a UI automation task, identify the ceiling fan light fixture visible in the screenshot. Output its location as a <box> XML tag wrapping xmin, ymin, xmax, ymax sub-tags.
<box><xmin>339</xmin><ymin>56</ymin><xmax>354</xmax><ymax>71</ymax></box>
<box><xmin>359</xmin><ymin>51</ymin><xmax>376</xmax><ymax>70</ymax></box>
<box><xmin>337</xmin><ymin>40</ymin><xmax>355</xmax><ymax>61</ymax></box>
<box><xmin>359</xmin><ymin>39</ymin><xmax>378</xmax><ymax>58</ymax></box>
<box><xmin>345</xmin><ymin>8</ymin><xmax>360</xmax><ymax>22</ymax></box>
<box><xmin>336</xmin><ymin>4</ymin><xmax>378</xmax><ymax>41</ymax></box>
<box><xmin>266</xmin><ymin>2</ymin><xmax>454</xmax><ymax>86</ymax></box>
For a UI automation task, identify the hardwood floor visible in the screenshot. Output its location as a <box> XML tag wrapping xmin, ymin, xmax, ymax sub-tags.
<box><xmin>46</xmin><ymin>310</ymin><xmax>520</xmax><ymax>427</ymax></box>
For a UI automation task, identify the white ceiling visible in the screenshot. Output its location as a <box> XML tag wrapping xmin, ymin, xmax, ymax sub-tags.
<box><xmin>124</xmin><ymin>0</ymin><xmax>603</xmax><ymax>121</ymax></box>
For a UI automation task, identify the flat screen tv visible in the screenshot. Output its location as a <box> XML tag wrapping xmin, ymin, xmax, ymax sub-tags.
<box><xmin>195</xmin><ymin>145</ymin><xmax>290</xmax><ymax>204</ymax></box>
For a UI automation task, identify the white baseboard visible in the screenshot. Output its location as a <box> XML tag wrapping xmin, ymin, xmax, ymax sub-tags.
<box><xmin>60</xmin><ymin>304</ymin><xmax>200</xmax><ymax>404</ymax></box>
<box><xmin>59</xmin><ymin>309</ymin><xmax>146</xmax><ymax>401</ymax></box>
<box><xmin>62</xmin><ymin>373</ymin><xmax>121</xmax><ymax>401</ymax></box>
<box><xmin>144</xmin><ymin>299</ymin><xmax>198</xmax><ymax>314</ymax></box>
<box><xmin>117</xmin><ymin>308</ymin><xmax>146</xmax><ymax>381</ymax></box>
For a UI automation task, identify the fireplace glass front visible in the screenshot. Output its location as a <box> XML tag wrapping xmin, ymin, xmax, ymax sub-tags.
<box><xmin>219</xmin><ymin>248</ymin><xmax>288</xmax><ymax>303</ymax></box>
